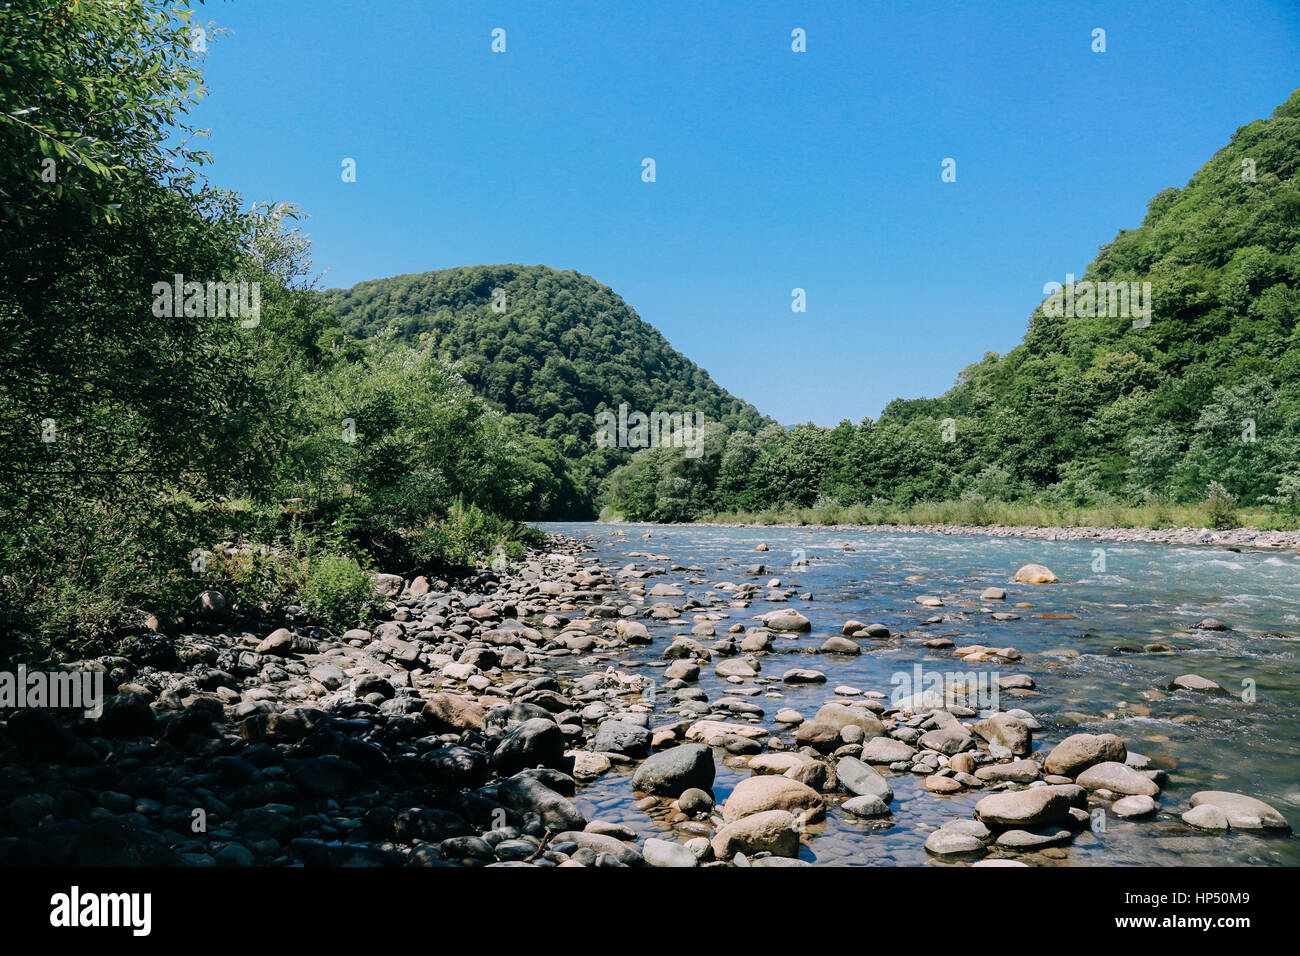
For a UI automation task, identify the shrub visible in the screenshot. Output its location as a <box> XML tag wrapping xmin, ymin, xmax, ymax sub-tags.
<box><xmin>1203</xmin><ymin>481</ymin><xmax>1240</xmax><ymax>530</ymax></box>
<box><xmin>300</xmin><ymin>553</ymin><xmax>378</xmax><ymax>631</ymax></box>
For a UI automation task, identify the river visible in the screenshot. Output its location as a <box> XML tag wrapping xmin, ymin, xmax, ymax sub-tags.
<box><xmin>536</xmin><ymin>521</ymin><xmax>1300</xmax><ymax>866</ymax></box>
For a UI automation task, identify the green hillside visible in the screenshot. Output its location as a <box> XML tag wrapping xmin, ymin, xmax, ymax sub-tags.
<box><xmin>605</xmin><ymin>89</ymin><xmax>1300</xmax><ymax>522</ymax></box>
<box><xmin>320</xmin><ymin>265</ymin><xmax>770</xmax><ymax>503</ymax></box>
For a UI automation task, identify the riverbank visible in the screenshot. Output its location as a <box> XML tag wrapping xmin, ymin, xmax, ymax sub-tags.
<box><xmin>4</xmin><ymin>525</ymin><xmax>1294</xmax><ymax>867</ymax></box>
<box><xmin>677</xmin><ymin>520</ymin><xmax>1300</xmax><ymax>550</ymax></box>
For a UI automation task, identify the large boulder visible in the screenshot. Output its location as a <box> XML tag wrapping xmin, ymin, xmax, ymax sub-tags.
<box><xmin>974</xmin><ymin>787</ymin><xmax>1071</xmax><ymax>828</ymax></box>
<box><xmin>1013</xmin><ymin>563</ymin><xmax>1058</xmax><ymax>584</ymax></box>
<box><xmin>1189</xmin><ymin>791</ymin><xmax>1290</xmax><ymax>831</ymax></box>
<box><xmin>422</xmin><ymin>693</ymin><xmax>486</xmax><ymax>733</ymax></box>
<box><xmin>496</xmin><ymin>774</ymin><xmax>587</xmax><ymax>831</ymax></box>
<box><xmin>492</xmin><ymin>718</ymin><xmax>568</xmax><ymax>776</ymax></box>
<box><xmin>722</xmin><ymin>775</ymin><xmax>824</xmax><ymax>823</ymax></box>
<box><xmin>631</xmin><ymin>744</ymin><xmax>715</xmax><ymax>796</ymax></box>
<box><xmin>592</xmin><ymin>720</ymin><xmax>652</xmax><ymax>758</ymax></box>
<box><xmin>1076</xmin><ymin>761</ymin><xmax>1159</xmax><ymax>797</ymax></box>
<box><xmin>836</xmin><ymin>756</ymin><xmax>893</xmax><ymax>803</ymax></box>
<box><xmin>711</xmin><ymin>810</ymin><xmax>801</xmax><ymax>859</ymax></box>
<box><xmin>761</xmin><ymin>609</ymin><xmax>812</xmax><ymax>632</ymax></box>
<box><xmin>1043</xmin><ymin>733</ymin><xmax>1126</xmax><ymax>777</ymax></box>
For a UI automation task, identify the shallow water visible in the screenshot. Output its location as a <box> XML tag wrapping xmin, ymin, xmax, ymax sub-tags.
<box><xmin>537</xmin><ymin>521</ymin><xmax>1300</xmax><ymax>866</ymax></box>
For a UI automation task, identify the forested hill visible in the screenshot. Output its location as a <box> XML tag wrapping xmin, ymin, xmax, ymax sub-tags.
<box><xmin>878</xmin><ymin>87</ymin><xmax>1300</xmax><ymax>496</ymax></box>
<box><xmin>320</xmin><ymin>265</ymin><xmax>769</xmax><ymax>473</ymax></box>
<box><xmin>604</xmin><ymin>89</ymin><xmax>1300</xmax><ymax>522</ymax></box>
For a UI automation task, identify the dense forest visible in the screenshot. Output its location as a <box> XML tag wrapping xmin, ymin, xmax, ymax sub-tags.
<box><xmin>0</xmin><ymin>1</ymin><xmax>561</xmax><ymax>657</ymax></box>
<box><xmin>321</xmin><ymin>265</ymin><xmax>769</xmax><ymax>501</ymax></box>
<box><xmin>602</xmin><ymin>90</ymin><xmax>1300</xmax><ymax>526</ymax></box>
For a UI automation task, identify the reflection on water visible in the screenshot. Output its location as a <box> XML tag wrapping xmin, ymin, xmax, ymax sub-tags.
<box><xmin>539</xmin><ymin>522</ymin><xmax>1300</xmax><ymax>866</ymax></box>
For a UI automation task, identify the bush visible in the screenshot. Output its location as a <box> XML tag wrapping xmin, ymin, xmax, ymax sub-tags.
<box><xmin>300</xmin><ymin>553</ymin><xmax>378</xmax><ymax>631</ymax></box>
<box><xmin>1203</xmin><ymin>481</ymin><xmax>1240</xmax><ymax>530</ymax></box>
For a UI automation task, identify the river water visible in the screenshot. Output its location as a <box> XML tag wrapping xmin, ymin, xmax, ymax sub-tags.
<box><xmin>537</xmin><ymin>521</ymin><xmax>1300</xmax><ymax>866</ymax></box>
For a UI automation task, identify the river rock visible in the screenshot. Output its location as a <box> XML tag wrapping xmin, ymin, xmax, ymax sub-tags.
<box><xmin>1111</xmin><ymin>794</ymin><xmax>1158</xmax><ymax>818</ymax></box>
<box><xmin>761</xmin><ymin>609</ymin><xmax>811</xmax><ymax>632</ymax></box>
<box><xmin>1181</xmin><ymin>804</ymin><xmax>1230</xmax><ymax>830</ymax></box>
<box><xmin>492</xmin><ymin>718</ymin><xmax>568</xmax><ymax>776</ymax></box>
<box><xmin>711</xmin><ymin>810</ymin><xmax>800</xmax><ymax>859</ymax></box>
<box><xmin>643</xmin><ymin>837</ymin><xmax>698</xmax><ymax>867</ymax></box>
<box><xmin>925</xmin><ymin>827</ymin><xmax>986</xmax><ymax>856</ymax></box>
<box><xmin>842</xmin><ymin>794</ymin><xmax>891</xmax><ymax>818</ymax></box>
<box><xmin>1076</xmin><ymin>761</ymin><xmax>1160</xmax><ymax>797</ymax></box>
<box><xmin>722</xmin><ymin>775</ymin><xmax>825</xmax><ymax>822</ymax></box>
<box><xmin>592</xmin><ymin>720</ymin><xmax>652</xmax><ymax>757</ymax></box>
<box><xmin>975</xmin><ymin>787</ymin><xmax>1071</xmax><ymax>827</ymax></box>
<box><xmin>813</xmin><ymin>703</ymin><xmax>885</xmax><ymax>736</ymax></box>
<box><xmin>1013</xmin><ymin>563</ymin><xmax>1058</xmax><ymax>583</ymax></box>
<box><xmin>1043</xmin><ymin>733</ymin><xmax>1127</xmax><ymax>776</ymax></box>
<box><xmin>860</xmin><ymin>736</ymin><xmax>917</xmax><ymax>764</ymax></box>
<box><xmin>1188</xmin><ymin>791</ymin><xmax>1291</xmax><ymax>831</ymax></box>
<box><xmin>973</xmin><ymin>713</ymin><xmax>1031</xmax><ymax>755</ymax></box>
<box><xmin>497</xmin><ymin>774</ymin><xmax>587</xmax><ymax>831</ymax></box>
<box><xmin>631</xmin><ymin>744</ymin><xmax>715</xmax><ymax>796</ymax></box>
<box><xmin>836</xmin><ymin>756</ymin><xmax>894</xmax><ymax>803</ymax></box>
<box><xmin>1169</xmin><ymin>674</ymin><xmax>1226</xmax><ymax>694</ymax></box>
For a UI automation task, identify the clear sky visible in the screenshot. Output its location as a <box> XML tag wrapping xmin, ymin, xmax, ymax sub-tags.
<box><xmin>190</xmin><ymin>0</ymin><xmax>1300</xmax><ymax>426</ymax></box>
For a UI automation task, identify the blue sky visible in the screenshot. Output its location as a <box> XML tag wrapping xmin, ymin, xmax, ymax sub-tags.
<box><xmin>191</xmin><ymin>0</ymin><xmax>1300</xmax><ymax>426</ymax></box>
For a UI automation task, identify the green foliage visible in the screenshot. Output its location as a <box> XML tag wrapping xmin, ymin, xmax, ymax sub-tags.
<box><xmin>320</xmin><ymin>265</ymin><xmax>770</xmax><ymax>515</ymax></box>
<box><xmin>300</xmin><ymin>553</ymin><xmax>377</xmax><ymax>631</ymax></box>
<box><xmin>1203</xmin><ymin>481</ymin><xmax>1240</xmax><ymax>530</ymax></box>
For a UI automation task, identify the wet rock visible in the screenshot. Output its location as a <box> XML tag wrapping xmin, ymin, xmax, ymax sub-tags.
<box><xmin>1013</xmin><ymin>564</ymin><xmax>1058</xmax><ymax>584</ymax></box>
<box><xmin>975</xmin><ymin>788</ymin><xmax>1070</xmax><ymax>828</ymax></box>
<box><xmin>711</xmin><ymin>810</ymin><xmax>800</xmax><ymax>859</ymax></box>
<box><xmin>1043</xmin><ymin>733</ymin><xmax>1127</xmax><ymax>777</ymax></box>
<box><xmin>925</xmin><ymin>827</ymin><xmax>986</xmax><ymax>856</ymax></box>
<box><xmin>492</xmin><ymin>718</ymin><xmax>568</xmax><ymax>776</ymax></box>
<box><xmin>761</xmin><ymin>609</ymin><xmax>811</xmax><ymax>633</ymax></box>
<box><xmin>1181</xmin><ymin>804</ymin><xmax>1230</xmax><ymax>831</ymax></box>
<box><xmin>842</xmin><ymin>794</ymin><xmax>891</xmax><ymax>818</ymax></box>
<box><xmin>631</xmin><ymin>744</ymin><xmax>715</xmax><ymax>796</ymax></box>
<box><xmin>1076</xmin><ymin>761</ymin><xmax>1160</xmax><ymax>797</ymax></box>
<box><xmin>722</xmin><ymin>775</ymin><xmax>824</xmax><ymax>823</ymax></box>
<box><xmin>1169</xmin><ymin>674</ymin><xmax>1226</xmax><ymax>694</ymax></box>
<box><xmin>1111</xmin><ymin>794</ymin><xmax>1157</xmax><ymax>818</ymax></box>
<box><xmin>820</xmin><ymin>636</ymin><xmax>861</xmax><ymax>655</ymax></box>
<box><xmin>836</xmin><ymin>756</ymin><xmax>894</xmax><ymax>803</ymax></box>
<box><xmin>1188</xmin><ymin>791</ymin><xmax>1290</xmax><ymax>831</ymax></box>
<box><xmin>643</xmin><ymin>837</ymin><xmax>698</xmax><ymax>867</ymax></box>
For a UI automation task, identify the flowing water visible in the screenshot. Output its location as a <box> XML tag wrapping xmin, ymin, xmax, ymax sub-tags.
<box><xmin>537</xmin><ymin>521</ymin><xmax>1300</xmax><ymax>866</ymax></box>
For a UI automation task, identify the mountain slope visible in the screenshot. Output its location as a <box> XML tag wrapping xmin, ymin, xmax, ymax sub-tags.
<box><xmin>320</xmin><ymin>264</ymin><xmax>769</xmax><ymax>507</ymax></box>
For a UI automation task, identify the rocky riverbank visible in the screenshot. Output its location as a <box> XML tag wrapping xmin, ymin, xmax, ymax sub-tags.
<box><xmin>0</xmin><ymin>533</ymin><xmax>1290</xmax><ymax>867</ymax></box>
<box><xmin>690</xmin><ymin>521</ymin><xmax>1300</xmax><ymax>550</ymax></box>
